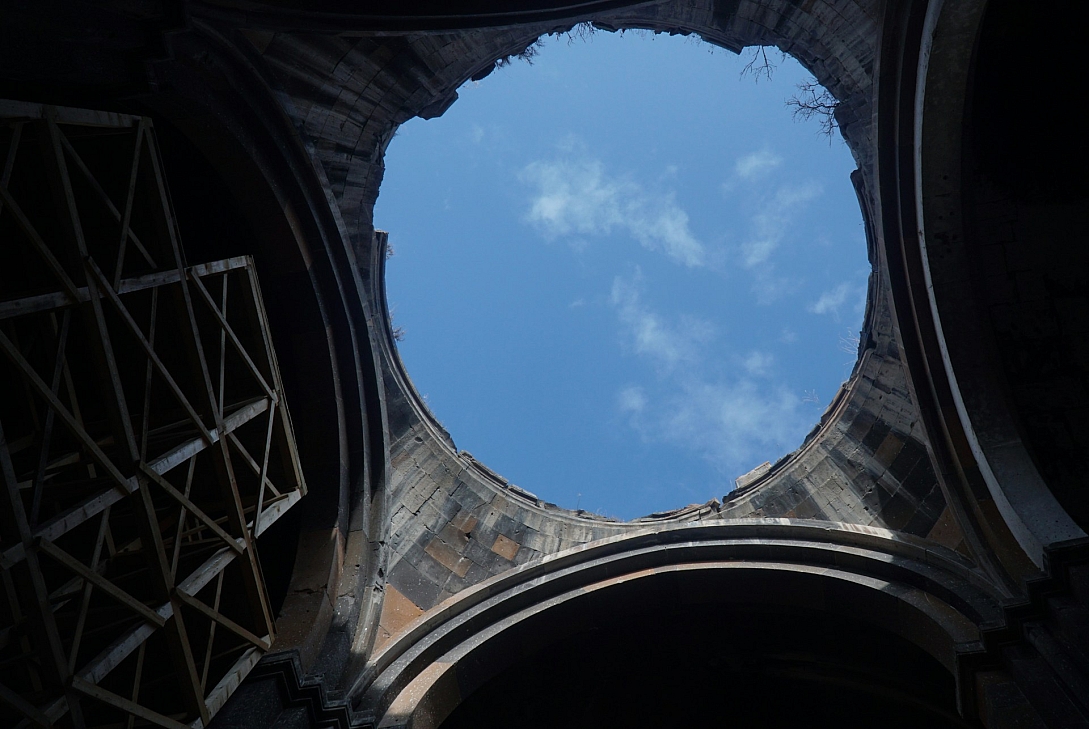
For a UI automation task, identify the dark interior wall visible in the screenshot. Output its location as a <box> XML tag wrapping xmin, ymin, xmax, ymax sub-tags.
<box><xmin>441</xmin><ymin>602</ymin><xmax>960</xmax><ymax>729</ymax></box>
<box><xmin>965</xmin><ymin>0</ymin><xmax>1089</xmax><ymax>532</ymax></box>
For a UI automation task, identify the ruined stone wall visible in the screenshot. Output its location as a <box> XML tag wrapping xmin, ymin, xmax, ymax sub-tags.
<box><xmin>245</xmin><ymin>0</ymin><xmax>956</xmax><ymax>651</ymax></box>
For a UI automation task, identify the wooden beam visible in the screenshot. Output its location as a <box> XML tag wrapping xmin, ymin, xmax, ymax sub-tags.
<box><xmin>0</xmin><ymin>257</ymin><xmax>251</xmax><ymax>321</ymax></box>
<box><xmin>139</xmin><ymin>287</ymin><xmax>159</xmax><ymax>461</ymax></box>
<box><xmin>243</xmin><ymin>266</ymin><xmax>307</xmax><ymax>496</ymax></box>
<box><xmin>189</xmin><ymin>271</ymin><xmax>276</xmax><ymax>402</ymax></box>
<box><xmin>116</xmin><ymin>120</ymin><xmax>151</xmax><ymax>282</ymax></box>
<box><xmin>75</xmin><ymin>609</ymin><xmax>164</xmax><ymax>686</ymax></box>
<box><xmin>227</xmin><ymin>430</ymin><xmax>281</xmax><ymax>499</ymax></box>
<box><xmin>71</xmin><ymin>676</ymin><xmax>189</xmax><ymax>729</ymax></box>
<box><xmin>138</xmin><ymin>464</ymin><xmax>243</xmax><ymax>555</ymax></box>
<box><xmin>67</xmin><ymin>506</ymin><xmax>111</xmax><ymax>672</ymax></box>
<box><xmin>0</xmin><ymin>417</ymin><xmax>86</xmax><ymax>727</ymax></box>
<box><xmin>253</xmin><ymin>490</ymin><xmax>302</xmax><ymax>538</ymax></box>
<box><xmin>146</xmin><ymin>173</ymin><xmax>280</xmax><ymax>648</ymax></box>
<box><xmin>146</xmin><ymin>396</ymin><xmax>268</xmax><ymax>477</ymax></box>
<box><xmin>253</xmin><ymin>401</ymin><xmax>278</xmax><ymax>535</ymax></box>
<box><xmin>29</xmin><ymin>310</ymin><xmax>71</xmax><ymax>526</ymax></box>
<box><xmin>0</xmin><ymin>100</ymin><xmax>140</xmax><ymax>128</ymax></box>
<box><xmin>0</xmin><ymin>184</ymin><xmax>81</xmax><ymax>303</ymax></box>
<box><xmin>202</xmin><ymin>646</ymin><xmax>262</xmax><ymax>721</ymax></box>
<box><xmin>199</xmin><ymin>571</ymin><xmax>225</xmax><ymax>691</ymax></box>
<box><xmin>124</xmin><ymin>641</ymin><xmax>146</xmax><ymax>729</ymax></box>
<box><xmin>45</xmin><ymin>113</ymin><xmax>142</xmax><ymax>470</ymax></box>
<box><xmin>174</xmin><ymin>591</ymin><xmax>269</xmax><ymax>651</ymax></box>
<box><xmin>0</xmin><ymin>677</ymin><xmax>50</xmax><ymax>726</ymax></box>
<box><xmin>55</xmin><ymin>128</ymin><xmax>157</xmax><ymax>274</ymax></box>
<box><xmin>0</xmin><ymin>120</ymin><xmax>21</xmax><ymax>220</ymax></box>
<box><xmin>217</xmin><ymin>274</ymin><xmax>228</xmax><ymax>418</ymax></box>
<box><xmin>37</xmin><ymin>539</ymin><xmax>166</xmax><ymax>628</ymax></box>
<box><xmin>176</xmin><ymin>540</ymin><xmax>245</xmax><ymax>598</ymax></box>
<box><xmin>0</xmin><ymin>328</ymin><xmax>137</xmax><ymax>496</ymax></box>
<box><xmin>169</xmin><ymin>457</ymin><xmax>197</xmax><ymax>581</ymax></box>
<box><xmin>85</xmin><ymin>258</ymin><xmax>212</xmax><ymax>444</ymax></box>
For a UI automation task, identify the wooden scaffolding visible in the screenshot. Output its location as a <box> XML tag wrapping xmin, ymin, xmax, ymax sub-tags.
<box><xmin>0</xmin><ymin>101</ymin><xmax>306</xmax><ymax>728</ymax></box>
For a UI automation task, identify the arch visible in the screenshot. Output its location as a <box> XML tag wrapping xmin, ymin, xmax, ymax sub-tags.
<box><xmin>350</xmin><ymin>521</ymin><xmax>1004</xmax><ymax>726</ymax></box>
<box><xmin>439</xmin><ymin>600</ymin><xmax>963</xmax><ymax>728</ymax></box>
<box><xmin>875</xmin><ymin>0</ymin><xmax>1085</xmax><ymax>573</ymax></box>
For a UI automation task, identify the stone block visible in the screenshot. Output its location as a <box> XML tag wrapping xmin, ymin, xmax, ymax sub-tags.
<box><xmin>491</xmin><ymin>533</ymin><xmax>520</xmax><ymax>562</ymax></box>
<box><xmin>424</xmin><ymin>534</ymin><xmax>472</xmax><ymax>579</ymax></box>
<box><xmin>387</xmin><ymin>559</ymin><xmax>443</xmax><ymax>611</ymax></box>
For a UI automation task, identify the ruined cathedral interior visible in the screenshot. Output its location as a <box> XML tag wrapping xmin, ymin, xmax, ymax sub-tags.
<box><xmin>1</xmin><ymin>0</ymin><xmax>1087</xmax><ymax>727</ymax></box>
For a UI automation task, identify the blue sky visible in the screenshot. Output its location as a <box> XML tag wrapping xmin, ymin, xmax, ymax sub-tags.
<box><xmin>377</xmin><ymin>31</ymin><xmax>867</xmax><ymax>520</ymax></box>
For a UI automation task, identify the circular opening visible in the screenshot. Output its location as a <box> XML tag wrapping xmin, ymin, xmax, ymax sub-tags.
<box><xmin>378</xmin><ymin>31</ymin><xmax>867</xmax><ymax>519</ymax></box>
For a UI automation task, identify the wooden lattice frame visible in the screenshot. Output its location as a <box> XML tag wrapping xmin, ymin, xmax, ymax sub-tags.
<box><xmin>0</xmin><ymin>101</ymin><xmax>306</xmax><ymax>728</ymax></box>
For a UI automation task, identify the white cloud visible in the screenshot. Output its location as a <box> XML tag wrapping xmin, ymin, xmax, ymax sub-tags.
<box><xmin>740</xmin><ymin>182</ymin><xmax>822</xmax><ymax>269</ymax></box>
<box><xmin>742</xmin><ymin>351</ymin><xmax>774</xmax><ymax>377</ymax></box>
<box><xmin>661</xmin><ymin>378</ymin><xmax>807</xmax><ymax>472</ymax></box>
<box><xmin>522</xmin><ymin>158</ymin><xmax>619</xmax><ymax>236</ymax></box>
<box><xmin>521</xmin><ymin>157</ymin><xmax>705</xmax><ymax>267</ymax></box>
<box><xmin>606</xmin><ymin>275</ymin><xmax>812</xmax><ymax>482</ymax></box>
<box><xmin>751</xmin><ymin>272</ymin><xmax>797</xmax><ymax>306</ymax></box>
<box><xmin>609</xmin><ymin>269</ymin><xmax>713</xmax><ymax>371</ymax></box>
<box><xmin>740</xmin><ymin>239</ymin><xmax>778</xmax><ymax>269</ymax></box>
<box><xmin>611</xmin><ymin>275</ymin><xmax>682</xmax><ymax>366</ymax></box>
<box><xmin>734</xmin><ymin>149</ymin><xmax>782</xmax><ymax>180</ymax></box>
<box><xmin>617</xmin><ymin>386</ymin><xmax>647</xmax><ymax>414</ymax></box>
<box><xmin>808</xmin><ymin>282</ymin><xmax>853</xmax><ymax>316</ymax></box>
